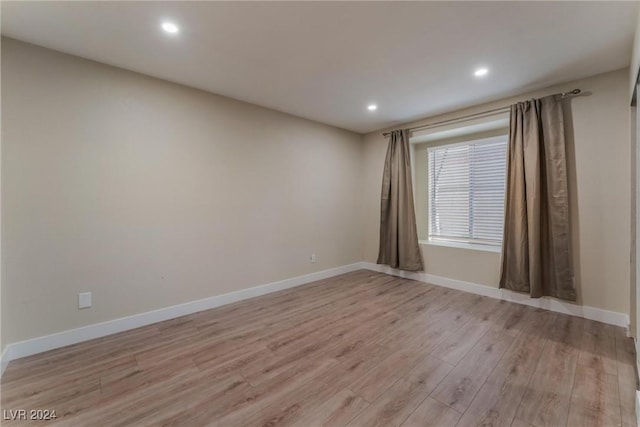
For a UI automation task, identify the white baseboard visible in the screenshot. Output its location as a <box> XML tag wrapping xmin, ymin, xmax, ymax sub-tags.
<box><xmin>635</xmin><ymin>338</ymin><xmax>640</xmax><ymax>389</ymax></box>
<box><xmin>362</xmin><ymin>262</ymin><xmax>629</xmax><ymax>328</ymax></box>
<box><xmin>1</xmin><ymin>346</ymin><xmax>11</xmax><ymax>377</ymax></box>
<box><xmin>636</xmin><ymin>389</ymin><xmax>640</xmax><ymax>427</ymax></box>
<box><xmin>0</xmin><ymin>263</ymin><xmax>364</xmax><ymax>377</ymax></box>
<box><xmin>636</xmin><ymin>334</ymin><xmax>640</xmax><ymax>424</ymax></box>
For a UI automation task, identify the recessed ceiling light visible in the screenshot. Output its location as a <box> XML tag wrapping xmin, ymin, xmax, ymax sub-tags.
<box><xmin>474</xmin><ymin>67</ymin><xmax>489</xmax><ymax>77</ymax></box>
<box><xmin>367</xmin><ymin>104</ymin><xmax>378</xmax><ymax>111</ymax></box>
<box><xmin>161</xmin><ymin>21</ymin><xmax>179</xmax><ymax>34</ymax></box>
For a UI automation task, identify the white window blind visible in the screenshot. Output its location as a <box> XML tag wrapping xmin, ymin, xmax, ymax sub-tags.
<box><xmin>428</xmin><ymin>135</ymin><xmax>507</xmax><ymax>246</ymax></box>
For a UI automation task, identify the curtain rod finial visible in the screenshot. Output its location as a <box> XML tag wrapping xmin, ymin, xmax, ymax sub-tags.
<box><xmin>563</xmin><ymin>89</ymin><xmax>581</xmax><ymax>97</ymax></box>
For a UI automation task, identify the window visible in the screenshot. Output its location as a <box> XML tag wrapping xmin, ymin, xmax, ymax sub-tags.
<box><xmin>427</xmin><ymin>135</ymin><xmax>507</xmax><ymax>247</ymax></box>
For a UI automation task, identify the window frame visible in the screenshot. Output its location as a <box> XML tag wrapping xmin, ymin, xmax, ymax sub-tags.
<box><xmin>411</xmin><ymin>126</ymin><xmax>509</xmax><ymax>253</ymax></box>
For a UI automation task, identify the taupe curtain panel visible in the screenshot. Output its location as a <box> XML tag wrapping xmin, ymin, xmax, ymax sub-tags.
<box><xmin>500</xmin><ymin>95</ymin><xmax>576</xmax><ymax>301</ymax></box>
<box><xmin>377</xmin><ymin>129</ymin><xmax>424</xmax><ymax>272</ymax></box>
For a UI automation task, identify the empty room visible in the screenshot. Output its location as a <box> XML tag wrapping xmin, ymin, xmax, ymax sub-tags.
<box><xmin>1</xmin><ymin>1</ymin><xmax>640</xmax><ymax>426</ymax></box>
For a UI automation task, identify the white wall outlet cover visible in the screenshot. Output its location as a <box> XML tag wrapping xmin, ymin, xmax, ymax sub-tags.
<box><xmin>310</xmin><ymin>254</ymin><xmax>316</xmax><ymax>263</ymax></box>
<box><xmin>78</xmin><ymin>292</ymin><xmax>92</xmax><ymax>309</ymax></box>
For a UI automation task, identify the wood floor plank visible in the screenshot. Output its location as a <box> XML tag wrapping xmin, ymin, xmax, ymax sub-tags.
<box><xmin>577</xmin><ymin>320</ymin><xmax>618</xmax><ymax>376</ymax></box>
<box><xmin>430</xmin><ymin>320</ymin><xmax>490</xmax><ymax>365</ymax></box>
<box><xmin>289</xmin><ymin>388</ymin><xmax>369</xmax><ymax>427</ymax></box>
<box><xmin>431</xmin><ymin>327</ymin><xmax>513</xmax><ymax>413</ymax></box>
<box><xmin>455</xmin><ymin>309</ymin><xmax>551</xmax><ymax>427</ymax></box>
<box><xmin>53</xmin><ymin>368</ymin><xmax>233</xmax><ymax>426</ymax></box>
<box><xmin>509</xmin><ymin>419</ymin><xmax>534</xmax><ymax>427</ymax></box>
<box><xmin>566</xmin><ymin>364</ymin><xmax>621</xmax><ymax>427</ymax></box>
<box><xmin>615</xmin><ymin>333</ymin><xmax>638</xmax><ymax>427</ymax></box>
<box><xmin>333</xmin><ymin>343</ymin><xmax>397</xmax><ymax>388</ymax></box>
<box><xmin>108</xmin><ymin>373</ymin><xmax>249</xmax><ymax>427</ymax></box>
<box><xmin>346</xmin><ymin>356</ymin><xmax>453</xmax><ymax>427</ymax></box>
<box><xmin>514</xmin><ymin>313</ymin><xmax>583</xmax><ymax>427</ymax></box>
<box><xmin>0</xmin><ymin>270</ymin><xmax>634</xmax><ymax>427</ymax></box>
<box><xmin>400</xmin><ymin>397</ymin><xmax>461</xmax><ymax>427</ymax></box>
<box><xmin>210</xmin><ymin>359</ymin><xmax>341</xmax><ymax>426</ymax></box>
<box><xmin>232</xmin><ymin>367</ymin><xmax>349</xmax><ymax>427</ymax></box>
<box><xmin>348</xmin><ymin>348</ymin><xmax>426</xmax><ymax>403</ymax></box>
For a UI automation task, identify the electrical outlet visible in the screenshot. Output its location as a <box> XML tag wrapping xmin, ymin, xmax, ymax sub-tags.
<box><xmin>78</xmin><ymin>292</ymin><xmax>92</xmax><ymax>309</ymax></box>
<box><xmin>310</xmin><ymin>254</ymin><xmax>316</xmax><ymax>263</ymax></box>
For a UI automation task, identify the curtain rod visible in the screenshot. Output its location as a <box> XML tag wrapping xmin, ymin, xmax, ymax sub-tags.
<box><xmin>381</xmin><ymin>89</ymin><xmax>581</xmax><ymax>137</ymax></box>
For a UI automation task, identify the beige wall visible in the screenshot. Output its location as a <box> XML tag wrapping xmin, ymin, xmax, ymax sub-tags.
<box><xmin>363</xmin><ymin>68</ymin><xmax>632</xmax><ymax>315</ymax></box>
<box><xmin>629</xmin><ymin>0</ymin><xmax>640</xmax><ymax>339</ymax></box>
<box><xmin>630</xmin><ymin>103</ymin><xmax>637</xmax><ymax>338</ymax></box>
<box><xmin>1</xmin><ymin>38</ymin><xmax>364</xmax><ymax>349</ymax></box>
<box><xmin>1</xmin><ymin>37</ymin><xmax>3</xmax><ymax>354</ymax></box>
<box><xmin>630</xmin><ymin>2</ymin><xmax>640</xmax><ymax>100</ymax></box>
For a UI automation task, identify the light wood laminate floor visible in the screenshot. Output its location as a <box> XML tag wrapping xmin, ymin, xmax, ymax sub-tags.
<box><xmin>1</xmin><ymin>270</ymin><xmax>636</xmax><ymax>427</ymax></box>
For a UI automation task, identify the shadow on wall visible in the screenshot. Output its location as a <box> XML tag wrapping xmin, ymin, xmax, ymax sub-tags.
<box><xmin>563</xmin><ymin>91</ymin><xmax>591</xmax><ymax>307</ymax></box>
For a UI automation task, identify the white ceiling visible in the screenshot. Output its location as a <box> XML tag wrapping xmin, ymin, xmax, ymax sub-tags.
<box><xmin>1</xmin><ymin>1</ymin><xmax>637</xmax><ymax>133</ymax></box>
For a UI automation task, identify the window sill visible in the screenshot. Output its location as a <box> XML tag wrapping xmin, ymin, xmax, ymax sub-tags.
<box><xmin>420</xmin><ymin>239</ymin><xmax>502</xmax><ymax>253</ymax></box>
